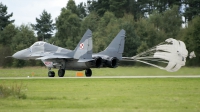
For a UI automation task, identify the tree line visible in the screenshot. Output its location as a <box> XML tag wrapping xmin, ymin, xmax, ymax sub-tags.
<box><xmin>0</xmin><ymin>0</ymin><xmax>199</xmax><ymax>67</ymax></box>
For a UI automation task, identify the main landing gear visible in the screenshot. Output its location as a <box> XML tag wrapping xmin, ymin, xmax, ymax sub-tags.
<box><xmin>48</xmin><ymin>68</ymin><xmax>92</xmax><ymax>77</ymax></box>
<box><xmin>85</xmin><ymin>68</ymin><xmax>92</xmax><ymax>77</ymax></box>
<box><xmin>48</xmin><ymin>68</ymin><xmax>65</xmax><ymax>77</ymax></box>
<box><xmin>58</xmin><ymin>69</ymin><xmax>65</xmax><ymax>77</ymax></box>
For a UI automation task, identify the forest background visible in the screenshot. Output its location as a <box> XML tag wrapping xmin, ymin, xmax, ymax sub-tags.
<box><xmin>0</xmin><ymin>0</ymin><xmax>199</xmax><ymax>67</ymax></box>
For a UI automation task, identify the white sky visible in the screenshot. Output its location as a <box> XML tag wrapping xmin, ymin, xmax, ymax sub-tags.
<box><xmin>1</xmin><ymin>0</ymin><xmax>88</xmax><ymax>26</ymax></box>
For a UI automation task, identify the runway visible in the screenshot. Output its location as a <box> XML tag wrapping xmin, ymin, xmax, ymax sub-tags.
<box><xmin>0</xmin><ymin>75</ymin><xmax>200</xmax><ymax>79</ymax></box>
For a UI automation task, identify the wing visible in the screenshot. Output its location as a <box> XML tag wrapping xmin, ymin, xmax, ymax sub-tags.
<box><xmin>36</xmin><ymin>54</ymin><xmax>94</xmax><ymax>62</ymax></box>
<box><xmin>36</xmin><ymin>55</ymin><xmax>72</xmax><ymax>60</ymax></box>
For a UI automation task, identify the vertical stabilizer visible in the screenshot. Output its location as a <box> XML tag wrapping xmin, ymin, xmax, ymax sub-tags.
<box><xmin>99</xmin><ymin>29</ymin><xmax>125</xmax><ymax>59</ymax></box>
<box><xmin>73</xmin><ymin>29</ymin><xmax>93</xmax><ymax>61</ymax></box>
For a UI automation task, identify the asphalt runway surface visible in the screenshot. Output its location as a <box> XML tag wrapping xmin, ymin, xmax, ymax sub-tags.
<box><xmin>0</xmin><ymin>75</ymin><xmax>200</xmax><ymax>79</ymax></box>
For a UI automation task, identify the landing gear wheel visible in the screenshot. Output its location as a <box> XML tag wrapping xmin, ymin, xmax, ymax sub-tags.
<box><xmin>48</xmin><ymin>71</ymin><xmax>55</xmax><ymax>77</ymax></box>
<box><xmin>58</xmin><ymin>69</ymin><xmax>65</xmax><ymax>77</ymax></box>
<box><xmin>85</xmin><ymin>68</ymin><xmax>92</xmax><ymax>77</ymax></box>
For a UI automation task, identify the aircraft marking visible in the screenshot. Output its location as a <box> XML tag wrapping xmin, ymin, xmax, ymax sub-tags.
<box><xmin>44</xmin><ymin>62</ymin><xmax>52</xmax><ymax>66</ymax></box>
<box><xmin>80</xmin><ymin>43</ymin><xmax>84</xmax><ymax>49</ymax></box>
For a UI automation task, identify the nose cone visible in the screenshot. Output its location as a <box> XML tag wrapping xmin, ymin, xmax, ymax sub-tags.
<box><xmin>12</xmin><ymin>49</ymin><xmax>30</xmax><ymax>60</ymax></box>
<box><xmin>12</xmin><ymin>52</ymin><xmax>22</xmax><ymax>59</ymax></box>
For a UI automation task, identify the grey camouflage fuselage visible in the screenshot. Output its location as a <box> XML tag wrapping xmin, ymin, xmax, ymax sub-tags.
<box><xmin>12</xmin><ymin>29</ymin><xmax>126</xmax><ymax>76</ymax></box>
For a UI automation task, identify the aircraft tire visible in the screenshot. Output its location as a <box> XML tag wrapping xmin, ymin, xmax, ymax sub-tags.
<box><xmin>85</xmin><ymin>68</ymin><xmax>92</xmax><ymax>77</ymax></box>
<box><xmin>48</xmin><ymin>71</ymin><xmax>55</xmax><ymax>77</ymax></box>
<box><xmin>58</xmin><ymin>69</ymin><xmax>65</xmax><ymax>77</ymax></box>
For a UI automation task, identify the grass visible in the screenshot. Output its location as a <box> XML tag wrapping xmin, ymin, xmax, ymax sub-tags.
<box><xmin>0</xmin><ymin>67</ymin><xmax>200</xmax><ymax>111</ymax></box>
<box><xmin>0</xmin><ymin>82</ymin><xmax>27</xmax><ymax>99</ymax></box>
<box><xmin>0</xmin><ymin>66</ymin><xmax>199</xmax><ymax>77</ymax></box>
<box><xmin>0</xmin><ymin>78</ymin><xmax>200</xmax><ymax>112</ymax></box>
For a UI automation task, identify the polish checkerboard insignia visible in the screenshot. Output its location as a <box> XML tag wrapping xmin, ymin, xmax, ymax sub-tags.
<box><xmin>80</xmin><ymin>43</ymin><xmax>84</xmax><ymax>49</ymax></box>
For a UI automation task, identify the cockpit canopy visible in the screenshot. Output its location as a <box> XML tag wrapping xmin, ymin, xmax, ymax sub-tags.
<box><xmin>30</xmin><ymin>41</ymin><xmax>46</xmax><ymax>53</ymax></box>
<box><xmin>31</xmin><ymin>41</ymin><xmax>46</xmax><ymax>47</ymax></box>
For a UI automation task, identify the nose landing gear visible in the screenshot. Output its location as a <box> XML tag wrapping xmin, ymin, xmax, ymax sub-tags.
<box><xmin>48</xmin><ymin>71</ymin><xmax>55</xmax><ymax>77</ymax></box>
<box><xmin>48</xmin><ymin>68</ymin><xmax>55</xmax><ymax>77</ymax></box>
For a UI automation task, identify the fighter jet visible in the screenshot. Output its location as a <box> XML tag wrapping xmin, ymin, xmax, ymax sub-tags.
<box><xmin>12</xmin><ymin>29</ymin><xmax>125</xmax><ymax>77</ymax></box>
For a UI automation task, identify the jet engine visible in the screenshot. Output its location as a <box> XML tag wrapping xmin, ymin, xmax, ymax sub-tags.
<box><xmin>86</xmin><ymin>57</ymin><xmax>102</xmax><ymax>68</ymax></box>
<box><xmin>103</xmin><ymin>57</ymin><xmax>119</xmax><ymax>68</ymax></box>
<box><xmin>93</xmin><ymin>57</ymin><xmax>102</xmax><ymax>68</ymax></box>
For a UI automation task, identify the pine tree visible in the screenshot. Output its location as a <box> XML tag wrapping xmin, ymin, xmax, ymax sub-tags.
<box><xmin>0</xmin><ymin>2</ymin><xmax>14</xmax><ymax>31</ymax></box>
<box><xmin>32</xmin><ymin>10</ymin><xmax>55</xmax><ymax>41</ymax></box>
<box><xmin>55</xmin><ymin>1</ymin><xmax>81</xmax><ymax>49</ymax></box>
<box><xmin>183</xmin><ymin>0</ymin><xmax>200</xmax><ymax>21</ymax></box>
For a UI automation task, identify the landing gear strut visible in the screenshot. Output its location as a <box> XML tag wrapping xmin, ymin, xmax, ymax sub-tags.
<box><xmin>85</xmin><ymin>68</ymin><xmax>92</xmax><ymax>77</ymax></box>
<box><xmin>58</xmin><ymin>69</ymin><xmax>65</xmax><ymax>77</ymax></box>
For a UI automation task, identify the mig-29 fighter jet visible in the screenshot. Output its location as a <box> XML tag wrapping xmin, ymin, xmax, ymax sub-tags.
<box><xmin>12</xmin><ymin>29</ymin><xmax>126</xmax><ymax>77</ymax></box>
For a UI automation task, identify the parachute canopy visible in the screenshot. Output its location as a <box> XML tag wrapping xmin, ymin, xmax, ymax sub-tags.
<box><xmin>123</xmin><ymin>38</ymin><xmax>188</xmax><ymax>72</ymax></box>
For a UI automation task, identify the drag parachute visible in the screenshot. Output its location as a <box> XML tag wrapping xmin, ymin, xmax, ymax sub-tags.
<box><xmin>123</xmin><ymin>38</ymin><xmax>188</xmax><ymax>72</ymax></box>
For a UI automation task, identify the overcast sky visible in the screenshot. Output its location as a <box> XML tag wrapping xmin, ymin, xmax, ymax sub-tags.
<box><xmin>1</xmin><ymin>0</ymin><xmax>88</xmax><ymax>26</ymax></box>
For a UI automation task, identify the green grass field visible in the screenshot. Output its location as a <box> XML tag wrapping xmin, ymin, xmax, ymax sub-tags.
<box><xmin>0</xmin><ymin>78</ymin><xmax>200</xmax><ymax>112</ymax></box>
<box><xmin>0</xmin><ymin>67</ymin><xmax>200</xmax><ymax>112</ymax></box>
